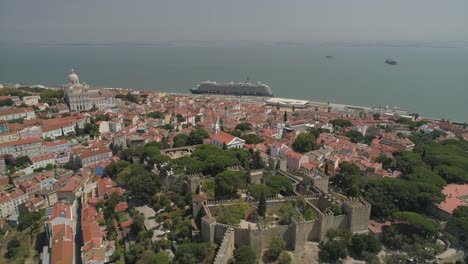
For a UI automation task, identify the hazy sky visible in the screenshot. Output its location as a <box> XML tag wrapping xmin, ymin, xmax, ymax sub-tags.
<box><xmin>1</xmin><ymin>0</ymin><xmax>467</xmax><ymax>43</ymax></box>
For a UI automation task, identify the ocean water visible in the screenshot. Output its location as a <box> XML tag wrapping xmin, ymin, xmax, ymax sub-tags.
<box><xmin>0</xmin><ymin>42</ymin><xmax>467</xmax><ymax>121</ymax></box>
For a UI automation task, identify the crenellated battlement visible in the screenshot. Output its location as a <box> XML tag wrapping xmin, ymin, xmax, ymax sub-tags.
<box><xmin>186</xmin><ymin>172</ymin><xmax>204</xmax><ymax>179</ymax></box>
<box><xmin>206</xmin><ymin>198</ymin><xmax>243</xmax><ymax>205</ymax></box>
<box><xmin>213</xmin><ymin>228</ymin><xmax>235</xmax><ymax>264</ymax></box>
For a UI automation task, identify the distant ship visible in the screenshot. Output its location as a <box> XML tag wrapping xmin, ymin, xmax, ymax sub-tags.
<box><xmin>326</xmin><ymin>55</ymin><xmax>333</xmax><ymax>59</ymax></box>
<box><xmin>190</xmin><ymin>80</ymin><xmax>273</xmax><ymax>97</ymax></box>
<box><xmin>385</xmin><ymin>58</ymin><xmax>398</xmax><ymax>65</ymax></box>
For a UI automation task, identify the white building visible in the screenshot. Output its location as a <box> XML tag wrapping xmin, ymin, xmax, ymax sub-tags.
<box><xmin>31</xmin><ymin>153</ymin><xmax>56</xmax><ymax>170</ymax></box>
<box><xmin>0</xmin><ymin>107</ymin><xmax>36</xmax><ymax>121</ymax></box>
<box><xmin>0</xmin><ymin>137</ymin><xmax>47</xmax><ymax>157</ymax></box>
<box><xmin>97</xmin><ymin>121</ymin><xmax>110</xmax><ymax>134</ymax></box>
<box><xmin>209</xmin><ymin>131</ymin><xmax>245</xmax><ymax>149</ymax></box>
<box><xmin>0</xmin><ymin>190</ymin><xmax>28</xmax><ymax>218</ymax></box>
<box><xmin>22</xmin><ymin>95</ymin><xmax>41</xmax><ymax>106</ymax></box>
<box><xmin>63</xmin><ymin>70</ymin><xmax>116</xmax><ymax>111</ymax></box>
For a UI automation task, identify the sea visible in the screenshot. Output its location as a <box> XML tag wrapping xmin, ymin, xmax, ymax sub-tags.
<box><xmin>0</xmin><ymin>41</ymin><xmax>467</xmax><ymax>122</ymax></box>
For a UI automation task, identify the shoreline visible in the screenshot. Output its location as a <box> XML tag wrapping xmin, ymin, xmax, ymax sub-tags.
<box><xmin>2</xmin><ymin>83</ymin><xmax>466</xmax><ymax>123</ymax></box>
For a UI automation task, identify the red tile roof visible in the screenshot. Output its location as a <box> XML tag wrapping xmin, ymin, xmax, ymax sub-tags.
<box><xmin>210</xmin><ymin>131</ymin><xmax>236</xmax><ymax>144</ymax></box>
<box><xmin>51</xmin><ymin>223</ymin><xmax>74</xmax><ymax>264</ymax></box>
<box><xmin>49</xmin><ymin>203</ymin><xmax>72</xmax><ymax>221</ymax></box>
<box><xmin>114</xmin><ymin>202</ymin><xmax>128</xmax><ymax>213</ymax></box>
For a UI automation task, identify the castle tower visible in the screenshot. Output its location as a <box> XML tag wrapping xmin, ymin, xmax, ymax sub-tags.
<box><xmin>343</xmin><ymin>197</ymin><xmax>371</xmax><ymax>233</ymax></box>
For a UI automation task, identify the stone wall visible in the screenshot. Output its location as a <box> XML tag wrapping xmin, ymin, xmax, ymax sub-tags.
<box><xmin>213</xmin><ymin>229</ymin><xmax>235</xmax><ymax>264</ymax></box>
<box><xmin>186</xmin><ymin>173</ymin><xmax>204</xmax><ymax>193</ymax></box>
<box><xmin>319</xmin><ymin>213</ymin><xmax>347</xmax><ymax>240</ymax></box>
<box><xmin>249</xmin><ymin>170</ymin><xmax>263</xmax><ymax>184</ymax></box>
<box><xmin>343</xmin><ymin>197</ymin><xmax>371</xmax><ymax>233</ymax></box>
<box><xmin>214</xmin><ymin>223</ymin><xmax>231</xmax><ymax>244</ymax></box>
<box><xmin>201</xmin><ymin>195</ymin><xmax>371</xmax><ymax>257</ymax></box>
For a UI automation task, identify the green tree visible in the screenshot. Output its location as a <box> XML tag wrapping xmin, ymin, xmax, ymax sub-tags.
<box><xmin>248</xmin><ymin>184</ymin><xmax>272</xmax><ymax>200</ymax></box>
<box><xmin>266</xmin><ymin>175</ymin><xmax>293</xmax><ymax>194</ymax></box>
<box><xmin>330</xmin><ymin>118</ymin><xmax>353</xmax><ymax>128</ymax></box>
<box><xmin>173</xmin><ymin>133</ymin><xmax>189</xmax><ymax>147</ymax></box>
<box><xmin>147</xmin><ymin>111</ymin><xmax>163</xmax><ymax>118</ymax></box>
<box><xmin>394</xmin><ymin>151</ymin><xmax>425</xmax><ymax>175</ymax></box>
<box><xmin>292</xmin><ymin>133</ymin><xmax>317</xmax><ymax>153</ymax></box>
<box><xmin>435</xmin><ymin>165</ymin><xmax>468</xmax><ymax>183</ymax></box>
<box><xmin>215</xmin><ymin>170</ymin><xmax>246</xmax><ymax>198</ymax></box>
<box><xmin>393</xmin><ymin>211</ymin><xmax>438</xmax><ymax>236</ymax></box>
<box><xmin>265</xmin><ymin>236</ymin><xmax>286</xmax><ymax>261</ymax></box>
<box><xmin>364</xmin><ymin>178</ymin><xmax>444</xmax><ymax>218</ymax></box>
<box><xmin>373</xmin><ymin>113</ymin><xmax>381</xmax><ymax>120</ymax></box>
<box><xmin>240</xmin><ymin>134</ymin><xmax>263</xmax><ymax>144</ymax></box>
<box><xmin>258</xmin><ymin>192</ymin><xmax>267</xmax><ymax>217</ymax></box>
<box><xmin>187</xmin><ymin>128</ymin><xmax>209</xmax><ymax>145</ymax></box>
<box><xmin>350</xmin><ymin>234</ymin><xmax>381</xmax><ymax>258</ymax></box>
<box><xmin>319</xmin><ymin>240</ymin><xmax>347</xmax><ymax>263</ymax></box>
<box><xmin>375</xmin><ymin>155</ymin><xmax>392</xmax><ymax>170</ymax></box>
<box><xmin>235</xmin><ymin>122</ymin><xmax>252</xmax><ymax>131</ymax></box>
<box><xmin>406</xmin><ymin>166</ymin><xmax>446</xmax><ymax>187</ymax></box>
<box><xmin>103</xmin><ymin>160</ymin><xmax>130</xmax><ymax>178</ymax></box>
<box><xmin>18</xmin><ymin>210</ymin><xmax>43</xmax><ymax>231</ymax></box>
<box><xmin>283</xmin><ymin>111</ymin><xmax>288</xmax><ymax>122</ymax></box>
<box><xmin>235</xmin><ymin>245</ymin><xmax>257</xmax><ymax>264</ymax></box>
<box><xmin>278</xmin><ymin>251</ymin><xmax>292</xmax><ymax>264</ymax></box>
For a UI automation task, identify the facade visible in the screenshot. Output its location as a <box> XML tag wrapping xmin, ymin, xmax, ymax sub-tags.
<box><xmin>0</xmin><ymin>132</ymin><xmax>20</xmax><ymax>143</ymax></box>
<box><xmin>72</xmin><ymin>146</ymin><xmax>113</xmax><ymax>168</ymax></box>
<box><xmin>0</xmin><ymin>189</ymin><xmax>28</xmax><ymax>218</ymax></box>
<box><xmin>19</xmin><ymin>126</ymin><xmax>43</xmax><ymax>139</ymax></box>
<box><xmin>0</xmin><ymin>107</ymin><xmax>36</xmax><ymax>121</ymax></box>
<box><xmin>22</xmin><ymin>95</ymin><xmax>41</xmax><ymax>106</ymax></box>
<box><xmin>0</xmin><ymin>137</ymin><xmax>47</xmax><ymax>157</ymax></box>
<box><xmin>210</xmin><ymin>131</ymin><xmax>245</xmax><ymax>149</ymax></box>
<box><xmin>63</xmin><ymin>70</ymin><xmax>115</xmax><ymax>111</ymax></box>
<box><xmin>31</xmin><ymin>153</ymin><xmax>56</xmax><ymax>170</ymax></box>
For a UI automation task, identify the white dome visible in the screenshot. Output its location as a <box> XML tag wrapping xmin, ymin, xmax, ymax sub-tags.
<box><xmin>68</xmin><ymin>69</ymin><xmax>79</xmax><ymax>84</ymax></box>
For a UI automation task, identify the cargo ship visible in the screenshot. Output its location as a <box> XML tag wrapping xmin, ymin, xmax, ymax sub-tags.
<box><xmin>190</xmin><ymin>80</ymin><xmax>273</xmax><ymax>97</ymax></box>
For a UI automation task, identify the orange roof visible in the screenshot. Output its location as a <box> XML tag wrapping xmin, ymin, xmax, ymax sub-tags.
<box><xmin>31</xmin><ymin>153</ymin><xmax>55</xmax><ymax>163</ymax></box>
<box><xmin>49</xmin><ymin>203</ymin><xmax>72</xmax><ymax>221</ymax></box>
<box><xmin>51</xmin><ymin>223</ymin><xmax>74</xmax><ymax>264</ymax></box>
<box><xmin>437</xmin><ymin>184</ymin><xmax>468</xmax><ymax>214</ymax></box>
<box><xmin>45</xmin><ymin>139</ymin><xmax>69</xmax><ymax>147</ymax></box>
<box><xmin>0</xmin><ymin>107</ymin><xmax>34</xmax><ymax>116</ymax></box>
<box><xmin>121</xmin><ymin>218</ymin><xmax>134</xmax><ymax>228</ymax></box>
<box><xmin>114</xmin><ymin>202</ymin><xmax>128</xmax><ymax>213</ymax></box>
<box><xmin>59</xmin><ymin>176</ymin><xmax>83</xmax><ymax>193</ymax></box>
<box><xmin>210</xmin><ymin>131</ymin><xmax>236</xmax><ymax>144</ymax></box>
<box><xmin>192</xmin><ymin>193</ymin><xmax>208</xmax><ymax>202</ymax></box>
<box><xmin>0</xmin><ymin>137</ymin><xmax>42</xmax><ymax>147</ymax></box>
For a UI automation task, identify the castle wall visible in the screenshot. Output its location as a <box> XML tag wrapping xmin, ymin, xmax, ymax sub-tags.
<box><xmin>214</xmin><ymin>223</ymin><xmax>231</xmax><ymax>244</ymax></box>
<box><xmin>313</xmin><ymin>176</ymin><xmax>329</xmax><ymax>194</ymax></box>
<box><xmin>213</xmin><ymin>229</ymin><xmax>235</xmax><ymax>264</ymax></box>
<box><xmin>319</xmin><ymin>213</ymin><xmax>347</xmax><ymax>240</ymax></box>
<box><xmin>291</xmin><ymin>220</ymin><xmax>316</xmax><ymax>251</ymax></box>
<box><xmin>249</xmin><ymin>170</ymin><xmax>263</xmax><ymax>184</ymax></box>
<box><xmin>316</xmin><ymin>195</ymin><xmax>333</xmax><ymax>212</ymax></box>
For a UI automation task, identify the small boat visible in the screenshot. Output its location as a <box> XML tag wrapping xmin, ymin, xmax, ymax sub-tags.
<box><xmin>385</xmin><ymin>58</ymin><xmax>397</xmax><ymax>65</ymax></box>
<box><xmin>326</xmin><ymin>55</ymin><xmax>333</xmax><ymax>59</ymax></box>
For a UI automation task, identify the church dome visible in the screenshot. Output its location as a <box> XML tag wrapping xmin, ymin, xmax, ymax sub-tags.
<box><xmin>68</xmin><ymin>69</ymin><xmax>79</xmax><ymax>84</ymax></box>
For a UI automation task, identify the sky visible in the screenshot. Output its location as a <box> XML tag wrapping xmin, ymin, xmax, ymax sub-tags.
<box><xmin>1</xmin><ymin>0</ymin><xmax>468</xmax><ymax>43</ymax></box>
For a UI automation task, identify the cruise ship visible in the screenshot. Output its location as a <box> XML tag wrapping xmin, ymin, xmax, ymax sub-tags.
<box><xmin>190</xmin><ymin>80</ymin><xmax>273</xmax><ymax>97</ymax></box>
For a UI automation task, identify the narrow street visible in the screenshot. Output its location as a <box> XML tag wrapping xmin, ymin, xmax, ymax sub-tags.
<box><xmin>75</xmin><ymin>197</ymin><xmax>83</xmax><ymax>264</ymax></box>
